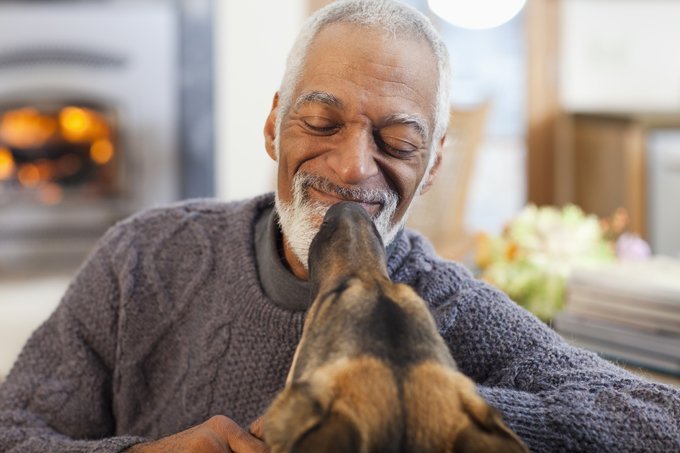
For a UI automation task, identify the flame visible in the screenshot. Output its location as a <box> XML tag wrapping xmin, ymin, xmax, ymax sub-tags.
<box><xmin>0</xmin><ymin>108</ymin><xmax>57</xmax><ymax>148</ymax></box>
<box><xmin>15</xmin><ymin>159</ymin><xmax>54</xmax><ymax>187</ymax></box>
<box><xmin>17</xmin><ymin>163</ymin><xmax>41</xmax><ymax>187</ymax></box>
<box><xmin>59</xmin><ymin>107</ymin><xmax>92</xmax><ymax>141</ymax></box>
<box><xmin>59</xmin><ymin>106</ymin><xmax>109</xmax><ymax>142</ymax></box>
<box><xmin>90</xmin><ymin>139</ymin><xmax>114</xmax><ymax>165</ymax></box>
<box><xmin>1</xmin><ymin>104</ymin><xmax>114</xmax><ymax>198</ymax></box>
<box><xmin>0</xmin><ymin>146</ymin><xmax>15</xmax><ymax>180</ymax></box>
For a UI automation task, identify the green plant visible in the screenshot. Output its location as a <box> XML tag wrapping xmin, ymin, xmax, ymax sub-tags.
<box><xmin>475</xmin><ymin>205</ymin><xmax>617</xmax><ymax>322</ymax></box>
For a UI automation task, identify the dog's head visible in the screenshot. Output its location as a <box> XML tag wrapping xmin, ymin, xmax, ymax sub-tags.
<box><xmin>265</xmin><ymin>361</ymin><xmax>529</xmax><ymax>453</ymax></box>
<box><xmin>308</xmin><ymin>202</ymin><xmax>388</xmax><ymax>293</ymax></box>
<box><xmin>265</xmin><ymin>201</ymin><xmax>529</xmax><ymax>453</ymax></box>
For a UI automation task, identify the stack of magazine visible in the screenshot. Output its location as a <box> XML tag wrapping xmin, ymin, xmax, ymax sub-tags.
<box><xmin>554</xmin><ymin>256</ymin><xmax>680</xmax><ymax>376</ymax></box>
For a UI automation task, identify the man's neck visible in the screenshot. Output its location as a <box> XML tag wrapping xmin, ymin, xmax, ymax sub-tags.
<box><xmin>281</xmin><ymin>237</ymin><xmax>309</xmax><ymax>280</ymax></box>
<box><xmin>254</xmin><ymin>204</ymin><xmax>311</xmax><ymax>310</ymax></box>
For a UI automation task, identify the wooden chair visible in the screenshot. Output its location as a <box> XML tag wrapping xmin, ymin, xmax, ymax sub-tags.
<box><xmin>406</xmin><ymin>101</ymin><xmax>491</xmax><ymax>261</ymax></box>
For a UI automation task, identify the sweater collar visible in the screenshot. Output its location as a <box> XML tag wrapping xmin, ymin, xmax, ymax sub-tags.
<box><xmin>254</xmin><ymin>205</ymin><xmax>311</xmax><ymax>311</ymax></box>
<box><xmin>253</xmin><ymin>202</ymin><xmax>404</xmax><ymax>311</ymax></box>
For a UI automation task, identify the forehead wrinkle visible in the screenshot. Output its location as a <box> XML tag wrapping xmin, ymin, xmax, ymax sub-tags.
<box><xmin>343</xmin><ymin>60</ymin><xmax>430</xmax><ymax>99</ymax></box>
<box><xmin>294</xmin><ymin>90</ymin><xmax>343</xmax><ymax>111</ymax></box>
<box><xmin>337</xmin><ymin>61</ymin><xmax>434</xmax><ymax>139</ymax></box>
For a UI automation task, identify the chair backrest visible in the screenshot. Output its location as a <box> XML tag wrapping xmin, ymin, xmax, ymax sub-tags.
<box><xmin>406</xmin><ymin>101</ymin><xmax>491</xmax><ymax>257</ymax></box>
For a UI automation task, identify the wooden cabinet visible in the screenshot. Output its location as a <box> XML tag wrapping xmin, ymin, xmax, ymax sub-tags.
<box><xmin>555</xmin><ymin>114</ymin><xmax>646</xmax><ymax>236</ymax></box>
<box><xmin>555</xmin><ymin>113</ymin><xmax>680</xmax><ymax>239</ymax></box>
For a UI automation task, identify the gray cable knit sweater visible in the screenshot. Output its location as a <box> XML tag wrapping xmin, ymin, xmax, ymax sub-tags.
<box><xmin>1</xmin><ymin>193</ymin><xmax>679</xmax><ymax>452</ymax></box>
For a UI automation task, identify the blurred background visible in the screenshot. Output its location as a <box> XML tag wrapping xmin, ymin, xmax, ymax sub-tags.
<box><xmin>0</xmin><ymin>0</ymin><xmax>678</xmax><ymax>384</ymax></box>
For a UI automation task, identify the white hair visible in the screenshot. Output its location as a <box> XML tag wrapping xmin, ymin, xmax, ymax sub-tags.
<box><xmin>275</xmin><ymin>0</ymin><xmax>451</xmax><ymax>166</ymax></box>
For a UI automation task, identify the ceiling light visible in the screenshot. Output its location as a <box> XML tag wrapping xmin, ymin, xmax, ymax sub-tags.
<box><xmin>427</xmin><ymin>0</ymin><xmax>528</xmax><ymax>30</ymax></box>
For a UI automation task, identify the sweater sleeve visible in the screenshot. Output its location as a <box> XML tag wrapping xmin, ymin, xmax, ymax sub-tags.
<box><xmin>0</xmin><ymin>224</ymin><xmax>147</xmax><ymax>452</ymax></box>
<box><xmin>442</xmin><ymin>281</ymin><xmax>680</xmax><ymax>452</ymax></box>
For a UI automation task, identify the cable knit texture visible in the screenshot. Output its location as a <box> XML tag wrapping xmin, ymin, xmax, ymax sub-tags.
<box><xmin>0</xmin><ymin>193</ymin><xmax>679</xmax><ymax>452</ymax></box>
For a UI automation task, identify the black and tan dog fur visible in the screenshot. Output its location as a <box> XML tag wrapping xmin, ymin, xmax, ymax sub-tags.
<box><xmin>263</xmin><ymin>202</ymin><xmax>528</xmax><ymax>453</ymax></box>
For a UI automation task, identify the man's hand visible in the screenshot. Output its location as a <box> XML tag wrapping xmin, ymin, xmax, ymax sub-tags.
<box><xmin>125</xmin><ymin>415</ymin><xmax>269</xmax><ymax>452</ymax></box>
<box><xmin>249</xmin><ymin>416</ymin><xmax>264</xmax><ymax>440</ymax></box>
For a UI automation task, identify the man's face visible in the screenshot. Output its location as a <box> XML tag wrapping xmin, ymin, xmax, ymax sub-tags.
<box><xmin>265</xmin><ymin>22</ymin><xmax>443</xmax><ymax>279</ymax></box>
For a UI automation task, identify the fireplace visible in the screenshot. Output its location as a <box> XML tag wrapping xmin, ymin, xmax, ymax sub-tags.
<box><xmin>0</xmin><ymin>1</ymin><xmax>180</xmax><ymax>273</ymax></box>
<box><xmin>1</xmin><ymin>102</ymin><xmax>120</xmax><ymax>202</ymax></box>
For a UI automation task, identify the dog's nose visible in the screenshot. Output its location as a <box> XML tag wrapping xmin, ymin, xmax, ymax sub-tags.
<box><xmin>309</xmin><ymin>199</ymin><xmax>388</xmax><ymax>295</ymax></box>
<box><xmin>324</xmin><ymin>201</ymin><xmax>372</xmax><ymax>225</ymax></box>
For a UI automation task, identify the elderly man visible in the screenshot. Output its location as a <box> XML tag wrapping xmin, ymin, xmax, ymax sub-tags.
<box><xmin>1</xmin><ymin>1</ymin><xmax>679</xmax><ymax>452</ymax></box>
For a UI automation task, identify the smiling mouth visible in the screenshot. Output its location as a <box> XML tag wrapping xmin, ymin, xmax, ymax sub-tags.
<box><xmin>307</xmin><ymin>187</ymin><xmax>382</xmax><ymax>217</ymax></box>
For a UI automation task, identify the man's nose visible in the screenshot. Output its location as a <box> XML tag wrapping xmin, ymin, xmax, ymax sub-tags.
<box><xmin>326</xmin><ymin>127</ymin><xmax>379</xmax><ymax>185</ymax></box>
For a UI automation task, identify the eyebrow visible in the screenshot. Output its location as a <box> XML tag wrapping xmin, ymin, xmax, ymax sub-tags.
<box><xmin>294</xmin><ymin>91</ymin><xmax>343</xmax><ymax>110</ymax></box>
<box><xmin>381</xmin><ymin>113</ymin><xmax>429</xmax><ymax>143</ymax></box>
<box><xmin>293</xmin><ymin>90</ymin><xmax>429</xmax><ymax>142</ymax></box>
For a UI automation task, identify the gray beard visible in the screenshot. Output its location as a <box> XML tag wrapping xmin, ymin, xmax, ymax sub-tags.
<box><xmin>275</xmin><ymin>172</ymin><xmax>402</xmax><ymax>271</ymax></box>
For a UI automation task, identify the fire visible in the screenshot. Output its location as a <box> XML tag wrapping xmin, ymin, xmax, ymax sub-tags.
<box><xmin>13</xmin><ymin>160</ymin><xmax>55</xmax><ymax>187</ymax></box>
<box><xmin>90</xmin><ymin>139</ymin><xmax>114</xmax><ymax>165</ymax></box>
<box><xmin>0</xmin><ymin>103</ymin><xmax>116</xmax><ymax>205</ymax></box>
<box><xmin>0</xmin><ymin>146</ymin><xmax>15</xmax><ymax>180</ymax></box>
<box><xmin>59</xmin><ymin>106</ymin><xmax>109</xmax><ymax>142</ymax></box>
<box><xmin>17</xmin><ymin>163</ymin><xmax>41</xmax><ymax>188</ymax></box>
<box><xmin>59</xmin><ymin>107</ymin><xmax>92</xmax><ymax>141</ymax></box>
<box><xmin>0</xmin><ymin>108</ymin><xmax>57</xmax><ymax>148</ymax></box>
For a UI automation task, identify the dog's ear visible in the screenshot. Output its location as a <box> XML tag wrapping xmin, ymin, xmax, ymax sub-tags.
<box><xmin>291</xmin><ymin>409</ymin><xmax>362</xmax><ymax>453</ymax></box>
<box><xmin>454</xmin><ymin>394</ymin><xmax>528</xmax><ymax>453</ymax></box>
<box><xmin>263</xmin><ymin>382</ymin><xmax>363</xmax><ymax>453</ymax></box>
<box><xmin>263</xmin><ymin>382</ymin><xmax>325</xmax><ymax>453</ymax></box>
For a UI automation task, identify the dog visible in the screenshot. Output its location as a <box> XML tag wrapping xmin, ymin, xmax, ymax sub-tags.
<box><xmin>263</xmin><ymin>202</ymin><xmax>528</xmax><ymax>453</ymax></box>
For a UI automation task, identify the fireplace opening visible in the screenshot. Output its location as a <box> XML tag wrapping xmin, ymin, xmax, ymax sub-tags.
<box><xmin>0</xmin><ymin>102</ymin><xmax>119</xmax><ymax>207</ymax></box>
<box><xmin>0</xmin><ymin>100</ymin><xmax>129</xmax><ymax>274</ymax></box>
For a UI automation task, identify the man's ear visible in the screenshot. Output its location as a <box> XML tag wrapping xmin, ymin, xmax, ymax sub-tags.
<box><xmin>264</xmin><ymin>92</ymin><xmax>280</xmax><ymax>161</ymax></box>
<box><xmin>419</xmin><ymin>135</ymin><xmax>445</xmax><ymax>195</ymax></box>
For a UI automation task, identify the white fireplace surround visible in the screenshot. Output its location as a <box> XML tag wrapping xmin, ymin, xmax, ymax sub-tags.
<box><xmin>0</xmin><ymin>1</ymin><xmax>178</xmax><ymax>270</ymax></box>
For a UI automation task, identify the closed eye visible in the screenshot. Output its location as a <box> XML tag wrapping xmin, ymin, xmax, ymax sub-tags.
<box><xmin>374</xmin><ymin>131</ymin><xmax>420</xmax><ymax>158</ymax></box>
<box><xmin>302</xmin><ymin>116</ymin><xmax>341</xmax><ymax>135</ymax></box>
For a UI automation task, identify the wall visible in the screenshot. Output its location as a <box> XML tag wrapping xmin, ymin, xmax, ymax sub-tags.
<box><xmin>436</xmin><ymin>12</ymin><xmax>527</xmax><ymax>234</ymax></box>
<box><xmin>560</xmin><ymin>0</ymin><xmax>680</xmax><ymax>112</ymax></box>
<box><xmin>216</xmin><ymin>0</ymin><xmax>305</xmax><ymax>200</ymax></box>
<box><xmin>405</xmin><ymin>0</ymin><xmax>528</xmax><ymax>235</ymax></box>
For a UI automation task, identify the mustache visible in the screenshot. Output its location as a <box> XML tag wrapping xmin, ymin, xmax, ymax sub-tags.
<box><xmin>295</xmin><ymin>172</ymin><xmax>399</xmax><ymax>208</ymax></box>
